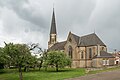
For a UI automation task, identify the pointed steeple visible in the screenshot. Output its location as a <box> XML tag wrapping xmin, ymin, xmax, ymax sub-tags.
<box><xmin>50</xmin><ymin>8</ymin><xmax>57</xmax><ymax>34</ymax></box>
<box><xmin>48</xmin><ymin>8</ymin><xmax>57</xmax><ymax>48</ymax></box>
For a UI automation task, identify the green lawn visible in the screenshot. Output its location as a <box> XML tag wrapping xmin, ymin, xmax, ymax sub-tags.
<box><xmin>1</xmin><ymin>66</ymin><xmax>120</xmax><ymax>80</ymax></box>
<box><xmin>0</xmin><ymin>68</ymin><xmax>85</xmax><ymax>80</ymax></box>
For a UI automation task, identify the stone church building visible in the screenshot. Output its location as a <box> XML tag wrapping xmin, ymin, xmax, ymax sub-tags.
<box><xmin>48</xmin><ymin>9</ymin><xmax>114</xmax><ymax>68</ymax></box>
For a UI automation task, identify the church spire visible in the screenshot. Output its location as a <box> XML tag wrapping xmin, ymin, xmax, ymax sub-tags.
<box><xmin>48</xmin><ymin>8</ymin><xmax>57</xmax><ymax>48</ymax></box>
<box><xmin>50</xmin><ymin>8</ymin><xmax>57</xmax><ymax>34</ymax></box>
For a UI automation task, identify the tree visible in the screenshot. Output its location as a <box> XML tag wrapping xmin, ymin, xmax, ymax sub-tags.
<box><xmin>46</xmin><ymin>51</ymin><xmax>71</xmax><ymax>72</ymax></box>
<box><xmin>38</xmin><ymin>50</ymin><xmax>47</xmax><ymax>71</ymax></box>
<box><xmin>4</xmin><ymin>43</ymin><xmax>34</xmax><ymax>80</ymax></box>
<box><xmin>27</xmin><ymin>43</ymin><xmax>47</xmax><ymax>71</ymax></box>
<box><xmin>0</xmin><ymin>47</ymin><xmax>6</xmax><ymax>69</ymax></box>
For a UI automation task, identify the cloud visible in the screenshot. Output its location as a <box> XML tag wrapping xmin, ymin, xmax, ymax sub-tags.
<box><xmin>0</xmin><ymin>0</ymin><xmax>50</xmax><ymax>31</ymax></box>
<box><xmin>0</xmin><ymin>0</ymin><xmax>120</xmax><ymax>51</ymax></box>
<box><xmin>87</xmin><ymin>0</ymin><xmax>120</xmax><ymax>51</ymax></box>
<box><xmin>0</xmin><ymin>0</ymin><xmax>49</xmax><ymax>48</ymax></box>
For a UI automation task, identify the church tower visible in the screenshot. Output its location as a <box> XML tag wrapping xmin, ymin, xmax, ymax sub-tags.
<box><xmin>48</xmin><ymin>8</ymin><xmax>57</xmax><ymax>48</ymax></box>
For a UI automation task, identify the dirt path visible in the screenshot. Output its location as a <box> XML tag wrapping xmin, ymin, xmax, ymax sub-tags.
<box><xmin>66</xmin><ymin>69</ymin><xmax>120</xmax><ymax>80</ymax></box>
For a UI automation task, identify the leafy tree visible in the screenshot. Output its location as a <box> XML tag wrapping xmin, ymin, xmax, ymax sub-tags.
<box><xmin>38</xmin><ymin>50</ymin><xmax>47</xmax><ymax>71</ymax></box>
<box><xmin>4</xmin><ymin>43</ymin><xmax>34</xmax><ymax>80</ymax></box>
<box><xmin>27</xmin><ymin>43</ymin><xmax>47</xmax><ymax>71</ymax></box>
<box><xmin>0</xmin><ymin>47</ymin><xmax>6</xmax><ymax>69</ymax></box>
<box><xmin>46</xmin><ymin>51</ymin><xmax>71</xmax><ymax>72</ymax></box>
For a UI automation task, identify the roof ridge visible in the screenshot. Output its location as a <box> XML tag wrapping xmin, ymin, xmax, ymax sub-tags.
<box><xmin>57</xmin><ymin>41</ymin><xmax>66</xmax><ymax>43</ymax></box>
<box><xmin>71</xmin><ymin>32</ymin><xmax>80</xmax><ymax>37</ymax></box>
<box><xmin>80</xmin><ymin>33</ymin><xmax>96</xmax><ymax>38</ymax></box>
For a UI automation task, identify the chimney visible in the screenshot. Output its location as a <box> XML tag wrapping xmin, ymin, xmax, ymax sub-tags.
<box><xmin>97</xmin><ymin>44</ymin><xmax>100</xmax><ymax>56</ymax></box>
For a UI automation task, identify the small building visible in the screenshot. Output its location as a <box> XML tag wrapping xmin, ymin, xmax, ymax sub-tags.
<box><xmin>92</xmin><ymin>51</ymin><xmax>114</xmax><ymax>67</ymax></box>
<box><xmin>113</xmin><ymin>52</ymin><xmax>120</xmax><ymax>65</ymax></box>
<box><xmin>48</xmin><ymin>8</ymin><xmax>115</xmax><ymax>68</ymax></box>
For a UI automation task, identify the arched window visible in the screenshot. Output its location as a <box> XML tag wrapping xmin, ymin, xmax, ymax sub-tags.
<box><xmin>89</xmin><ymin>48</ymin><xmax>92</xmax><ymax>59</ymax></box>
<box><xmin>68</xmin><ymin>46</ymin><xmax>72</xmax><ymax>58</ymax></box>
<box><xmin>81</xmin><ymin>51</ymin><xmax>84</xmax><ymax>59</ymax></box>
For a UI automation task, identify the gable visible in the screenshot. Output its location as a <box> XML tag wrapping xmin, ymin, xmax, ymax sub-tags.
<box><xmin>66</xmin><ymin>32</ymin><xmax>79</xmax><ymax>45</ymax></box>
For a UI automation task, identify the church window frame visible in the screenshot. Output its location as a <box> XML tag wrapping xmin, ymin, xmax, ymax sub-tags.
<box><xmin>89</xmin><ymin>48</ymin><xmax>92</xmax><ymax>59</ymax></box>
<box><xmin>68</xmin><ymin>46</ymin><xmax>73</xmax><ymax>59</ymax></box>
<box><xmin>81</xmin><ymin>51</ymin><xmax>84</xmax><ymax>59</ymax></box>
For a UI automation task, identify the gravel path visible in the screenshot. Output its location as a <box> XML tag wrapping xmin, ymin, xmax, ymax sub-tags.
<box><xmin>66</xmin><ymin>69</ymin><xmax>120</xmax><ymax>80</ymax></box>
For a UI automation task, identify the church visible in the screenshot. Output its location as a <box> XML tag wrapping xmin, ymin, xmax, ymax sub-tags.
<box><xmin>48</xmin><ymin>8</ymin><xmax>114</xmax><ymax>68</ymax></box>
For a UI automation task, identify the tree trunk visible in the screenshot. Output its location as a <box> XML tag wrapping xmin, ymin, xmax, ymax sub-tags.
<box><xmin>56</xmin><ymin>64</ymin><xmax>58</xmax><ymax>72</ymax></box>
<box><xmin>24</xmin><ymin>66</ymin><xmax>29</xmax><ymax>72</ymax></box>
<box><xmin>44</xmin><ymin>65</ymin><xmax>47</xmax><ymax>71</ymax></box>
<box><xmin>33</xmin><ymin>65</ymin><xmax>35</xmax><ymax>70</ymax></box>
<box><xmin>24</xmin><ymin>66</ymin><xmax>26</xmax><ymax>72</ymax></box>
<box><xmin>19</xmin><ymin>66</ymin><xmax>23</xmax><ymax>80</ymax></box>
<box><xmin>39</xmin><ymin>60</ymin><xmax>43</xmax><ymax>71</ymax></box>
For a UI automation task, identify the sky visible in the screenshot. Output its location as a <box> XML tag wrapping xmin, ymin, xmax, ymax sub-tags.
<box><xmin>0</xmin><ymin>0</ymin><xmax>120</xmax><ymax>52</ymax></box>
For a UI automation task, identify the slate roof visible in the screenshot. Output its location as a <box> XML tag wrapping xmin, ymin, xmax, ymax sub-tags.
<box><xmin>48</xmin><ymin>41</ymin><xmax>66</xmax><ymax>51</ymax></box>
<box><xmin>50</xmin><ymin>8</ymin><xmax>57</xmax><ymax>34</ymax></box>
<box><xmin>78</xmin><ymin>33</ymin><xmax>106</xmax><ymax>47</ymax></box>
<box><xmin>48</xmin><ymin>32</ymin><xmax>106</xmax><ymax>51</ymax></box>
<box><xmin>93</xmin><ymin>51</ymin><xmax>114</xmax><ymax>58</ymax></box>
<box><xmin>70</xmin><ymin>33</ymin><xmax>106</xmax><ymax>47</ymax></box>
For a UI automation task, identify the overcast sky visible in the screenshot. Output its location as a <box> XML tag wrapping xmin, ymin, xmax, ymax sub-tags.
<box><xmin>0</xmin><ymin>0</ymin><xmax>120</xmax><ymax>52</ymax></box>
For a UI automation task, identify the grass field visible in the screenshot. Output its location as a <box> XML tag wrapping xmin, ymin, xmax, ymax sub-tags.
<box><xmin>1</xmin><ymin>66</ymin><xmax>120</xmax><ymax>80</ymax></box>
<box><xmin>0</xmin><ymin>68</ymin><xmax>85</xmax><ymax>80</ymax></box>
